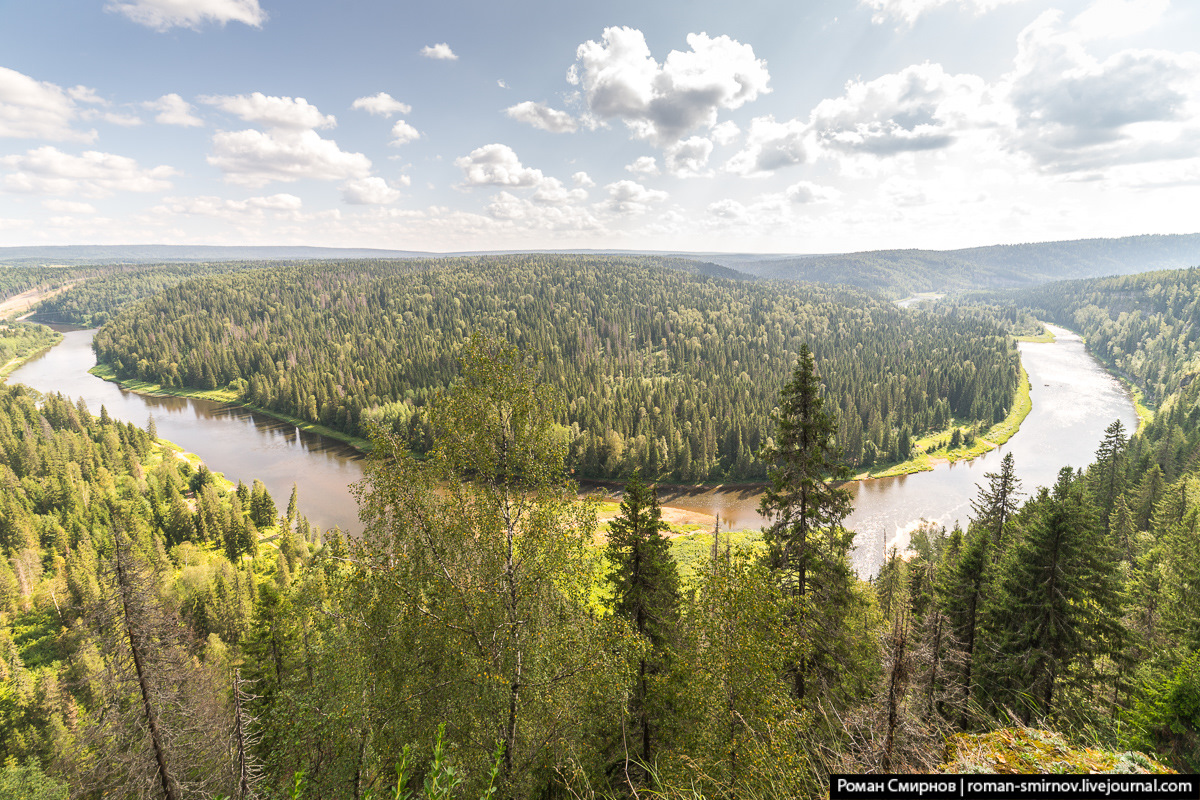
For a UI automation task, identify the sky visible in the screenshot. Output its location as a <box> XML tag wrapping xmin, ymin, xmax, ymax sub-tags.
<box><xmin>1</xmin><ymin>0</ymin><xmax>1199</xmax><ymax>254</ymax></box>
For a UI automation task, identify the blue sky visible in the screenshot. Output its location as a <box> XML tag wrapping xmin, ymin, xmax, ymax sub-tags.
<box><xmin>1</xmin><ymin>0</ymin><xmax>1198</xmax><ymax>253</ymax></box>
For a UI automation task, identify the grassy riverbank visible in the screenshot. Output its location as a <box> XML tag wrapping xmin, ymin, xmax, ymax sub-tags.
<box><xmin>857</xmin><ymin>364</ymin><xmax>1033</xmax><ymax>480</ymax></box>
<box><xmin>87</xmin><ymin>362</ymin><xmax>374</xmax><ymax>451</ymax></box>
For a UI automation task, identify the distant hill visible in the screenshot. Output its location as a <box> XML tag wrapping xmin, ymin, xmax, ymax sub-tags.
<box><xmin>728</xmin><ymin>234</ymin><xmax>1200</xmax><ymax>295</ymax></box>
<box><xmin>5</xmin><ymin>234</ymin><xmax>1200</xmax><ymax>295</ymax></box>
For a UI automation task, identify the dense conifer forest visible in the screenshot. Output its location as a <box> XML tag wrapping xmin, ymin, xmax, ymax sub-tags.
<box><xmin>1</xmin><ymin>262</ymin><xmax>1197</xmax><ymax>798</ymax></box>
<box><xmin>89</xmin><ymin>255</ymin><xmax>1019</xmax><ymax>480</ymax></box>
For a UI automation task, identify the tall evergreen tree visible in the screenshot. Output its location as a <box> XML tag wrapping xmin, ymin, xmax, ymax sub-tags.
<box><xmin>758</xmin><ymin>344</ymin><xmax>855</xmax><ymax>702</ymax></box>
<box><xmin>605</xmin><ymin>475</ymin><xmax>680</xmax><ymax>775</ymax></box>
<box><xmin>986</xmin><ymin>468</ymin><xmax>1122</xmax><ymax>722</ymax></box>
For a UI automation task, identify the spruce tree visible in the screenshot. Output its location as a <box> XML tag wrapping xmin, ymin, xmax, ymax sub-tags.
<box><xmin>605</xmin><ymin>475</ymin><xmax>680</xmax><ymax>774</ymax></box>
<box><xmin>758</xmin><ymin>343</ymin><xmax>855</xmax><ymax>702</ymax></box>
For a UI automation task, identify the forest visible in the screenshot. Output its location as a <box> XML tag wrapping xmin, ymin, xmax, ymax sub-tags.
<box><xmin>88</xmin><ymin>255</ymin><xmax>1019</xmax><ymax>480</ymax></box>
<box><xmin>0</xmin><ymin>260</ymin><xmax>1198</xmax><ymax>798</ymax></box>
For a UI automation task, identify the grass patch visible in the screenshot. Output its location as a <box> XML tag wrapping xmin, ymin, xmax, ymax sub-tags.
<box><xmin>982</xmin><ymin>365</ymin><xmax>1033</xmax><ymax>446</ymax></box>
<box><xmin>89</xmin><ymin>362</ymin><xmax>373</xmax><ymax>451</ymax></box>
<box><xmin>1125</xmin><ymin>382</ymin><xmax>1154</xmax><ymax>434</ymax></box>
<box><xmin>941</xmin><ymin>728</ymin><xmax>1175</xmax><ymax>774</ymax></box>
<box><xmin>670</xmin><ymin>530</ymin><xmax>764</xmax><ymax>586</ymax></box>
<box><xmin>1015</xmin><ymin>331</ymin><xmax>1056</xmax><ymax>343</ymax></box>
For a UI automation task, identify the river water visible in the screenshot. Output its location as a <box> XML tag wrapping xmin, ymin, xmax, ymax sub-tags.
<box><xmin>7</xmin><ymin>323</ymin><xmax>1137</xmax><ymax>573</ymax></box>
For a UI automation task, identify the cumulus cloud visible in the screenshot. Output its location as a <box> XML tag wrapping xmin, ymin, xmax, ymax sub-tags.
<box><xmin>106</xmin><ymin>0</ymin><xmax>266</xmax><ymax>31</ymax></box>
<box><xmin>531</xmin><ymin>177</ymin><xmax>588</xmax><ymax>205</ymax></box>
<box><xmin>1006</xmin><ymin>10</ymin><xmax>1200</xmax><ymax>172</ymax></box>
<box><xmin>147</xmin><ymin>93</ymin><xmax>203</xmax><ymax>126</ymax></box>
<box><xmin>455</xmin><ymin>143</ymin><xmax>546</xmax><ymax>188</ymax></box>
<box><xmin>809</xmin><ymin>62</ymin><xmax>991</xmax><ymax>156</ymax></box>
<box><xmin>421</xmin><ymin>43</ymin><xmax>458</xmax><ymax>60</ymax></box>
<box><xmin>208</xmin><ymin>128</ymin><xmax>372</xmax><ymax>187</ymax></box>
<box><xmin>341</xmin><ymin>177</ymin><xmax>401</xmax><ymax>205</ymax></box>
<box><xmin>724</xmin><ymin>116</ymin><xmax>809</xmax><ymax>175</ymax></box>
<box><xmin>604</xmin><ymin>179</ymin><xmax>669</xmax><ymax>214</ymax></box>
<box><xmin>665</xmin><ymin>136</ymin><xmax>713</xmax><ymax>177</ymax></box>
<box><xmin>0</xmin><ymin>67</ymin><xmax>98</xmax><ymax>142</ymax></box>
<box><xmin>573</xmin><ymin>27</ymin><xmax>770</xmax><ymax>145</ymax></box>
<box><xmin>202</xmin><ymin>92</ymin><xmax>336</xmax><ymax>130</ymax></box>
<box><xmin>0</xmin><ymin>146</ymin><xmax>176</xmax><ymax>196</ymax></box>
<box><xmin>352</xmin><ymin>92</ymin><xmax>412</xmax><ymax>117</ymax></box>
<box><xmin>625</xmin><ymin>156</ymin><xmax>659</xmax><ymax>176</ymax></box>
<box><xmin>862</xmin><ymin>0</ymin><xmax>1026</xmax><ymax>26</ymax></box>
<box><xmin>573</xmin><ymin>171</ymin><xmax>595</xmax><ymax>187</ymax></box>
<box><xmin>389</xmin><ymin>120</ymin><xmax>420</xmax><ymax>146</ymax></box>
<box><xmin>785</xmin><ymin>181</ymin><xmax>840</xmax><ymax>203</ymax></box>
<box><xmin>486</xmin><ymin>190</ymin><xmax>605</xmax><ymax>232</ymax></box>
<box><xmin>505</xmin><ymin>101</ymin><xmax>578</xmax><ymax>133</ymax></box>
<box><xmin>711</xmin><ymin>120</ymin><xmax>740</xmax><ymax>145</ymax></box>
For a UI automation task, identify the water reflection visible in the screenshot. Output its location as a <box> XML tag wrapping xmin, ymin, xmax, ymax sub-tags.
<box><xmin>7</xmin><ymin>328</ymin><xmax>366</xmax><ymax>534</ymax></box>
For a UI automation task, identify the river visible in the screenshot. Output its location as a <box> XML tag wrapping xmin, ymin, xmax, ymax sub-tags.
<box><xmin>7</xmin><ymin>323</ymin><xmax>1137</xmax><ymax>574</ymax></box>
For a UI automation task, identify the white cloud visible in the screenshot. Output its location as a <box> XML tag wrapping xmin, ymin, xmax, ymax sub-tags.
<box><xmin>785</xmin><ymin>180</ymin><xmax>840</xmax><ymax>204</ymax></box>
<box><xmin>342</xmin><ymin>177</ymin><xmax>401</xmax><ymax>205</ymax></box>
<box><xmin>0</xmin><ymin>146</ymin><xmax>176</xmax><ymax>196</ymax></box>
<box><xmin>43</xmin><ymin>199</ymin><xmax>97</xmax><ymax>214</ymax></box>
<box><xmin>665</xmin><ymin>136</ymin><xmax>713</xmax><ymax>177</ymax></box>
<box><xmin>455</xmin><ymin>143</ymin><xmax>545</xmax><ymax>188</ymax></box>
<box><xmin>711</xmin><ymin>120</ymin><xmax>740</xmax><ymax>146</ymax></box>
<box><xmin>625</xmin><ymin>156</ymin><xmax>659</xmax><ymax>176</ymax></box>
<box><xmin>497</xmin><ymin>79</ymin><xmax>508</xmax><ymax>89</ymax></box>
<box><xmin>505</xmin><ymin>101</ymin><xmax>578</xmax><ymax>133</ymax></box>
<box><xmin>486</xmin><ymin>191</ymin><xmax>604</xmax><ymax>232</ymax></box>
<box><xmin>389</xmin><ymin>120</ymin><xmax>421</xmax><ymax>146</ymax></box>
<box><xmin>147</xmin><ymin>93</ymin><xmax>203</xmax><ymax>127</ymax></box>
<box><xmin>725</xmin><ymin>116</ymin><xmax>809</xmax><ymax>175</ymax></box>
<box><xmin>352</xmin><ymin>92</ymin><xmax>411</xmax><ymax>117</ymax></box>
<box><xmin>421</xmin><ymin>43</ymin><xmax>458</xmax><ymax>61</ymax></box>
<box><xmin>809</xmin><ymin>62</ymin><xmax>992</xmax><ymax>157</ymax></box>
<box><xmin>574</xmin><ymin>27</ymin><xmax>770</xmax><ymax>145</ymax></box>
<box><xmin>707</xmin><ymin>198</ymin><xmax>748</xmax><ymax>221</ymax></box>
<box><xmin>0</xmin><ymin>67</ymin><xmax>97</xmax><ymax>142</ymax></box>
<box><xmin>208</xmin><ymin>128</ymin><xmax>372</xmax><ymax>187</ymax></box>
<box><xmin>604</xmin><ymin>179</ymin><xmax>669</xmax><ymax>214</ymax></box>
<box><xmin>154</xmin><ymin>193</ymin><xmax>303</xmax><ymax>222</ymax></box>
<box><xmin>1006</xmin><ymin>10</ymin><xmax>1200</xmax><ymax>172</ymax></box>
<box><xmin>573</xmin><ymin>171</ymin><xmax>595</xmax><ymax>188</ymax></box>
<box><xmin>531</xmin><ymin>177</ymin><xmax>588</xmax><ymax>205</ymax></box>
<box><xmin>862</xmin><ymin>0</ymin><xmax>1026</xmax><ymax>26</ymax></box>
<box><xmin>106</xmin><ymin>0</ymin><xmax>266</xmax><ymax>31</ymax></box>
<box><xmin>202</xmin><ymin>93</ymin><xmax>336</xmax><ymax>130</ymax></box>
<box><xmin>104</xmin><ymin>112</ymin><xmax>143</xmax><ymax>127</ymax></box>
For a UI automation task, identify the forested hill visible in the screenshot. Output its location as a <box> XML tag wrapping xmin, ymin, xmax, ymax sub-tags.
<box><xmin>990</xmin><ymin>267</ymin><xmax>1200</xmax><ymax>406</ymax></box>
<box><xmin>731</xmin><ymin>233</ymin><xmax>1200</xmax><ymax>296</ymax></box>
<box><xmin>93</xmin><ymin>254</ymin><xmax>1019</xmax><ymax>481</ymax></box>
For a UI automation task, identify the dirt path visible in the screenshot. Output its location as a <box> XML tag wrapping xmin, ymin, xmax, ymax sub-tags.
<box><xmin>1</xmin><ymin>282</ymin><xmax>77</xmax><ymax>320</ymax></box>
